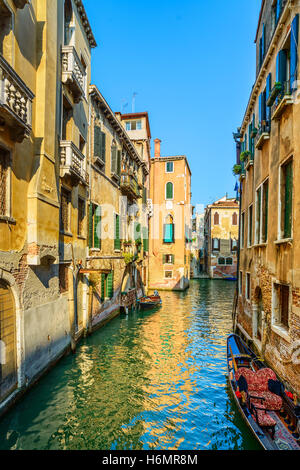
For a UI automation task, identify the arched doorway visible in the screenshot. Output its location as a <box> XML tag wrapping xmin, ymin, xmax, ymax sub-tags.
<box><xmin>0</xmin><ymin>280</ymin><xmax>17</xmax><ymax>401</ymax></box>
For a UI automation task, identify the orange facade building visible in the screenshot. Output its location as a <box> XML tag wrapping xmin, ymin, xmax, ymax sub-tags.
<box><xmin>149</xmin><ymin>139</ymin><xmax>192</xmax><ymax>291</ymax></box>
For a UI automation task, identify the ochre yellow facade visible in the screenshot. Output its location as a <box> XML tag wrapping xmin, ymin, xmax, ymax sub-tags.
<box><xmin>148</xmin><ymin>139</ymin><xmax>192</xmax><ymax>291</ymax></box>
<box><xmin>234</xmin><ymin>0</ymin><xmax>300</xmax><ymax>395</ymax></box>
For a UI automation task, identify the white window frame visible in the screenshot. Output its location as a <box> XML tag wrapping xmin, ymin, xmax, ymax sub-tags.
<box><xmin>255</xmin><ymin>177</ymin><xmax>269</xmax><ymax>245</ymax></box>
<box><xmin>277</xmin><ymin>157</ymin><xmax>293</xmax><ymax>242</ymax></box>
<box><xmin>165</xmin><ymin>161</ymin><xmax>174</xmax><ymax>173</ymax></box>
<box><xmin>248</xmin><ymin>204</ymin><xmax>253</xmax><ymax>248</ymax></box>
<box><xmin>271</xmin><ymin>281</ymin><xmax>291</xmax><ymax>342</ymax></box>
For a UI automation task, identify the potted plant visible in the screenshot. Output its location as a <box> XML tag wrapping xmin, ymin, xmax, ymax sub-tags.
<box><xmin>123</xmin><ymin>253</ymin><xmax>135</xmax><ymax>265</ymax></box>
<box><xmin>240</xmin><ymin>151</ymin><xmax>251</xmax><ymax>162</ymax></box>
<box><xmin>250</xmin><ymin>127</ymin><xmax>258</xmax><ymax>138</ymax></box>
<box><xmin>266</xmin><ymin>82</ymin><xmax>282</xmax><ymax>107</ymax></box>
<box><xmin>232</xmin><ymin>164</ymin><xmax>242</xmax><ymax>175</ymax></box>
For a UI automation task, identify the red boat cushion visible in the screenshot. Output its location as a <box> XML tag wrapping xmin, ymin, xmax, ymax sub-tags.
<box><xmin>253</xmin><ymin>409</ymin><xmax>276</xmax><ymax>428</ymax></box>
<box><xmin>255</xmin><ymin>368</ymin><xmax>277</xmax><ymax>392</ymax></box>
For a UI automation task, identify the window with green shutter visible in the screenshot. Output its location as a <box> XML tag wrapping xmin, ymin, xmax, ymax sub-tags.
<box><xmin>262</xmin><ymin>180</ymin><xmax>269</xmax><ymax>242</ymax></box>
<box><xmin>94</xmin><ymin>125</ymin><xmax>102</xmax><ymax>158</ymax></box>
<box><xmin>94</xmin><ymin>205</ymin><xmax>101</xmax><ymax>249</ymax></box>
<box><xmin>107</xmin><ymin>271</ymin><xmax>114</xmax><ymax>299</ymax></box>
<box><xmin>283</xmin><ymin>159</ymin><xmax>293</xmax><ymax>239</ymax></box>
<box><xmin>101</xmin><ymin>131</ymin><xmax>106</xmax><ymax>162</ymax></box>
<box><xmin>166</xmin><ymin>182</ymin><xmax>174</xmax><ymax>200</ymax></box>
<box><xmin>142</xmin><ymin>227</ymin><xmax>149</xmax><ymax>252</ymax></box>
<box><xmin>111</xmin><ymin>146</ymin><xmax>117</xmax><ymax>174</ymax></box>
<box><xmin>114</xmin><ymin>214</ymin><xmax>121</xmax><ymax>250</ymax></box>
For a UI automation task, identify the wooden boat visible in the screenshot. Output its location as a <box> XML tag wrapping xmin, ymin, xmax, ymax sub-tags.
<box><xmin>227</xmin><ymin>333</ymin><xmax>300</xmax><ymax>450</ymax></box>
<box><xmin>138</xmin><ymin>294</ymin><xmax>162</xmax><ymax>310</ymax></box>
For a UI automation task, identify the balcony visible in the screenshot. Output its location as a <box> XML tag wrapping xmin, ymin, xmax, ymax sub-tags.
<box><xmin>271</xmin><ymin>80</ymin><xmax>293</xmax><ymax>121</ymax></box>
<box><xmin>0</xmin><ymin>54</ymin><xmax>34</xmax><ymax>142</ymax></box>
<box><xmin>60</xmin><ymin>141</ymin><xmax>89</xmax><ymax>186</ymax></box>
<box><xmin>120</xmin><ymin>172</ymin><xmax>141</xmax><ymax>200</ymax></box>
<box><xmin>61</xmin><ymin>46</ymin><xmax>86</xmax><ymax>103</ymax></box>
<box><xmin>255</xmin><ymin>122</ymin><xmax>270</xmax><ymax>150</ymax></box>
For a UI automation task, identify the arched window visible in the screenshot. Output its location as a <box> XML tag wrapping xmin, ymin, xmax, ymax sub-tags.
<box><xmin>212</xmin><ymin>238</ymin><xmax>220</xmax><ymax>251</ymax></box>
<box><xmin>166</xmin><ymin>182</ymin><xmax>174</xmax><ymax>200</ymax></box>
<box><xmin>232</xmin><ymin>212</ymin><xmax>238</xmax><ymax>225</ymax></box>
<box><xmin>218</xmin><ymin>257</ymin><xmax>225</xmax><ymax>265</ymax></box>
<box><xmin>226</xmin><ymin>257</ymin><xmax>233</xmax><ymax>265</ymax></box>
<box><xmin>64</xmin><ymin>0</ymin><xmax>74</xmax><ymax>46</ymax></box>
<box><xmin>214</xmin><ymin>212</ymin><xmax>220</xmax><ymax>225</ymax></box>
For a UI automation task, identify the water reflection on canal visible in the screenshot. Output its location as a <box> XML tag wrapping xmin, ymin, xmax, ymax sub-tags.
<box><xmin>0</xmin><ymin>280</ymin><xmax>260</xmax><ymax>450</ymax></box>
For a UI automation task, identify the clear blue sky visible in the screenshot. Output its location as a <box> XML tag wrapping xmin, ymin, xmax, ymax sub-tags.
<box><xmin>84</xmin><ymin>0</ymin><xmax>261</xmax><ymax>207</ymax></box>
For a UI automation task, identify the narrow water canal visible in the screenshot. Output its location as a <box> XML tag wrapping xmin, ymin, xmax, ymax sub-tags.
<box><xmin>0</xmin><ymin>280</ymin><xmax>260</xmax><ymax>450</ymax></box>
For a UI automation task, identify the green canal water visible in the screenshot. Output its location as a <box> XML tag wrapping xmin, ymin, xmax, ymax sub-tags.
<box><xmin>0</xmin><ymin>279</ymin><xmax>260</xmax><ymax>450</ymax></box>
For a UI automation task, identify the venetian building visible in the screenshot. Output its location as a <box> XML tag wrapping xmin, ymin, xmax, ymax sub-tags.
<box><xmin>115</xmin><ymin>111</ymin><xmax>151</xmax><ymax>292</ymax></box>
<box><xmin>233</xmin><ymin>0</ymin><xmax>300</xmax><ymax>394</ymax></box>
<box><xmin>0</xmin><ymin>0</ymin><xmax>96</xmax><ymax>413</ymax></box>
<box><xmin>148</xmin><ymin>139</ymin><xmax>192</xmax><ymax>291</ymax></box>
<box><xmin>87</xmin><ymin>86</ymin><xmax>149</xmax><ymax>328</ymax></box>
<box><xmin>203</xmin><ymin>197</ymin><xmax>239</xmax><ymax>279</ymax></box>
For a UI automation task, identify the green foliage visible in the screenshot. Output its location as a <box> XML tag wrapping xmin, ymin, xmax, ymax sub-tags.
<box><xmin>233</xmin><ymin>164</ymin><xmax>242</xmax><ymax>175</ymax></box>
<box><xmin>240</xmin><ymin>151</ymin><xmax>251</xmax><ymax>162</ymax></box>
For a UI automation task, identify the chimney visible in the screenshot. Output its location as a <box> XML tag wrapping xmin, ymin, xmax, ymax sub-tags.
<box><xmin>154</xmin><ymin>138</ymin><xmax>161</xmax><ymax>158</ymax></box>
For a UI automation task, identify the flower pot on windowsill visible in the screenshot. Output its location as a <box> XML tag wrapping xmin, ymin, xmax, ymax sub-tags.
<box><xmin>250</xmin><ymin>128</ymin><xmax>258</xmax><ymax>138</ymax></box>
<box><xmin>266</xmin><ymin>82</ymin><xmax>282</xmax><ymax>107</ymax></box>
<box><xmin>233</xmin><ymin>164</ymin><xmax>242</xmax><ymax>175</ymax></box>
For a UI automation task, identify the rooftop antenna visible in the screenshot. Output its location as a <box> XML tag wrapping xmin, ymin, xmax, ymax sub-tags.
<box><xmin>121</xmin><ymin>100</ymin><xmax>128</xmax><ymax>114</ymax></box>
<box><xmin>132</xmin><ymin>92</ymin><xmax>137</xmax><ymax>113</ymax></box>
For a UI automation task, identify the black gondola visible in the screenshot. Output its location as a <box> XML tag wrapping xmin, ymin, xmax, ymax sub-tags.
<box><xmin>227</xmin><ymin>333</ymin><xmax>300</xmax><ymax>450</ymax></box>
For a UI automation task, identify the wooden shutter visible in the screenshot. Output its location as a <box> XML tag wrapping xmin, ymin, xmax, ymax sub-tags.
<box><xmin>276</xmin><ymin>49</ymin><xmax>287</xmax><ymax>84</ymax></box>
<box><xmin>171</xmin><ymin>254</ymin><xmax>175</xmax><ymax>264</ymax></box>
<box><xmin>290</xmin><ymin>14</ymin><xmax>299</xmax><ymax>91</ymax></box>
<box><xmin>143</xmin><ymin>227</ymin><xmax>149</xmax><ymax>252</ymax></box>
<box><xmin>111</xmin><ymin>146</ymin><xmax>117</xmax><ymax>174</ymax></box>
<box><xmin>281</xmin><ymin>285</ymin><xmax>289</xmax><ymax>328</ymax></box>
<box><xmin>88</xmin><ymin>204</ymin><xmax>94</xmax><ymax>248</ymax></box>
<box><xmin>94</xmin><ymin>205</ymin><xmax>101</xmax><ymax>249</ymax></box>
<box><xmin>94</xmin><ymin>126</ymin><xmax>101</xmax><ymax>157</ymax></box>
<box><xmin>263</xmin><ymin>181</ymin><xmax>269</xmax><ymax>242</ymax></box>
<box><xmin>163</xmin><ymin>254</ymin><xmax>167</xmax><ymax>264</ymax></box>
<box><xmin>266</xmin><ymin>73</ymin><xmax>272</xmax><ymax>122</ymax></box>
<box><xmin>114</xmin><ymin>214</ymin><xmax>121</xmax><ymax>250</ymax></box>
<box><xmin>117</xmin><ymin>150</ymin><xmax>121</xmax><ymax>175</ymax></box>
<box><xmin>101</xmin><ymin>132</ymin><xmax>106</xmax><ymax>162</ymax></box>
<box><xmin>107</xmin><ymin>271</ymin><xmax>114</xmax><ymax>299</ymax></box>
<box><xmin>101</xmin><ymin>274</ymin><xmax>106</xmax><ymax>301</ymax></box>
<box><xmin>284</xmin><ymin>160</ymin><xmax>293</xmax><ymax>238</ymax></box>
<box><xmin>166</xmin><ymin>182</ymin><xmax>173</xmax><ymax>199</ymax></box>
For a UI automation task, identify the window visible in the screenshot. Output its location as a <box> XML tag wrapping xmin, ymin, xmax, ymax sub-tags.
<box><xmin>226</xmin><ymin>257</ymin><xmax>233</xmax><ymax>265</ymax></box>
<box><xmin>0</xmin><ymin>149</ymin><xmax>9</xmax><ymax>217</ymax></box>
<box><xmin>218</xmin><ymin>257</ymin><xmax>225</xmax><ymax>265</ymax></box>
<box><xmin>111</xmin><ymin>145</ymin><xmax>121</xmax><ymax>176</ymax></box>
<box><xmin>60</xmin><ymin>187</ymin><xmax>71</xmax><ymax>233</ymax></box>
<box><xmin>59</xmin><ymin>264</ymin><xmax>69</xmax><ymax>293</ymax></box>
<box><xmin>100</xmin><ymin>271</ymin><xmax>114</xmax><ymax>300</ymax></box>
<box><xmin>163</xmin><ymin>215</ymin><xmax>174</xmax><ymax>243</ymax></box>
<box><xmin>213</xmin><ymin>212</ymin><xmax>220</xmax><ymax>225</ymax></box>
<box><xmin>231</xmin><ymin>239</ymin><xmax>238</xmax><ymax>252</ymax></box>
<box><xmin>241</xmin><ymin>212</ymin><xmax>245</xmax><ymax>248</ymax></box>
<box><xmin>163</xmin><ymin>254</ymin><xmax>174</xmax><ymax>264</ymax></box>
<box><xmin>262</xmin><ymin>180</ymin><xmax>269</xmax><ymax>242</ymax></box>
<box><xmin>125</xmin><ymin>120</ymin><xmax>142</xmax><ymax>131</ymax></box>
<box><xmin>212</xmin><ymin>238</ymin><xmax>220</xmax><ymax>251</ymax></box>
<box><xmin>114</xmin><ymin>214</ymin><xmax>121</xmax><ymax>250</ymax></box>
<box><xmin>239</xmin><ymin>271</ymin><xmax>243</xmax><ymax>296</ymax></box>
<box><xmin>232</xmin><ymin>212</ymin><xmax>238</xmax><ymax>226</ymax></box>
<box><xmin>142</xmin><ymin>226</ymin><xmax>149</xmax><ymax>252</ymax></box>
<box><xmin>165</xmin><ymin>271</ymin><xmax>173</xmax><ymax>279</ymax></box>
<box><xmin>248</xmin><ymin>205</ymin><xmax>253</xmax><ymax>247</ymax></box>
<box><xmin>165</xmin><ymin>182</ymin><xmax>174</xmax><ymax>200</ymax></box>
<box><xmin>89</xmin><ymin>204</ymin><xmax>101</xmax><ymax>249</ymax></box>
<box><xmin>273</xmin><ymin>283</ymin><xmax>290</xmax><ymax>330</ymax></box>
<box><xmin>166</xmin><ymin>162</ymin><xmax>174</xmax><ymax>173</ymax></box>
<box><xmin>78</xmin><ymin>198</ymin><xmax>85</xmax><ymax>236</ymax></box>
<box><xmin>246</xmin><ymin>273</ymin><xmax>251</xmax><ymax>300</ymax></box>
<box><xmin>79</xmin><ymin>135</ymin><xmax>86</xmax><ymax>155</ymax></box>
<box><xmin>279</xmin><ymin>159</ymin><xmax>293</xmax><ymax>239</ymax></box>
<box><xmin>94</xmin><ymin>125</ymin><xmax>106</xmax><ymax>163</ymax></box>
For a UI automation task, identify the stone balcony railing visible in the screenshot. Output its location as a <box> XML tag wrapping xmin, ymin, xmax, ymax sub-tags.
<box><xmin>60</xmin><ymin>141</ymin><xmax>89</xmax><ymax>186</ymax></box>
<box><xmin>62</xmin><ymin>46</ymin><xmax>86</xmax><ymax>103</ymax></box>
<box><xmin>0</xmin><ymin>54</ymin><xmax>34</xmax><ymax>142</ymax></box>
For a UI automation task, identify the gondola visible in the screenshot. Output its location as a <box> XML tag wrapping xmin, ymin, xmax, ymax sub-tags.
<box><xmin>227</xmin><ymin>333</ymin><xmax>300</xmax><ymax>450</ymax></box>
<box><xmin>138</xmin><ymin>293</ymin><xmax>162</xmax><ymax>310</ymax></box>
